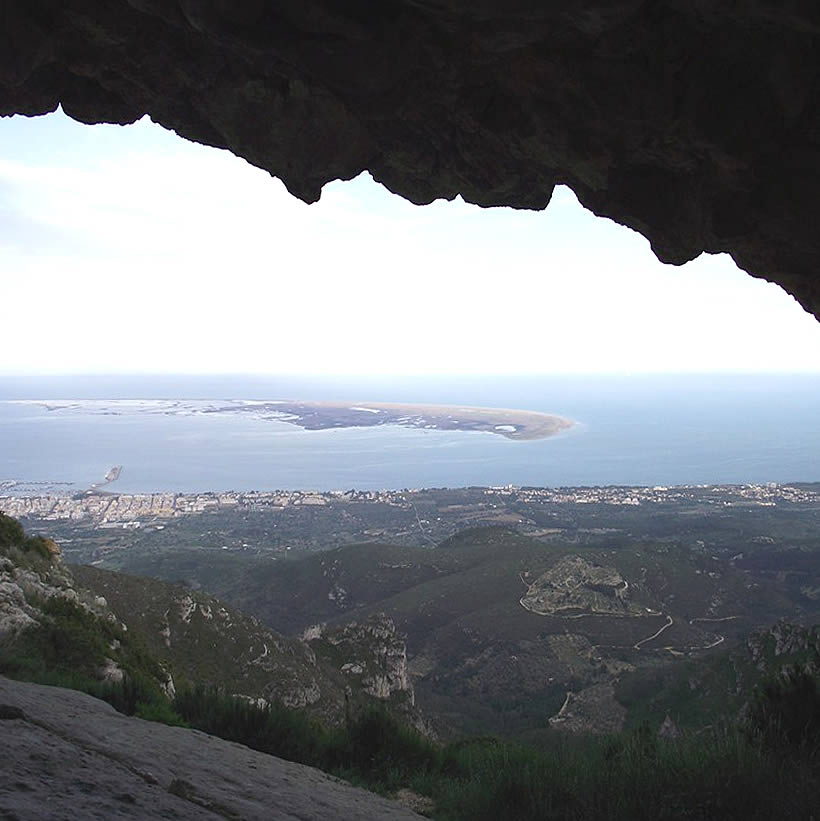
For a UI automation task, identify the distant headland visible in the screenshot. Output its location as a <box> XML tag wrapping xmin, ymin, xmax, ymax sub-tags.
<box><xmin>21</xmin><ymin>397</ymin><xmax>573</xmax><ymax>440</ymax></box>
<box><xmin>225</xmin><ymin>400</ymin><xmax>574</xmax><ymax>440</ymax></box>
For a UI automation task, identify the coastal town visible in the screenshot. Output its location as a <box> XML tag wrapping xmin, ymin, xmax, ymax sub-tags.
<box><xmin>2</xmin><ymin>481</ymin><xmax>818</xmax><ymax>527</ymax></box>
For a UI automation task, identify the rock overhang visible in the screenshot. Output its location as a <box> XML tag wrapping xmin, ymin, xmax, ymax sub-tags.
<box><xmin>2</xmin><ymin>1</ymin><xmax>819</xmax><ymax>318</ymax></box>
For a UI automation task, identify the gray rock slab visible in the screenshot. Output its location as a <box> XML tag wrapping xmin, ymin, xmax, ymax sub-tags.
<box><xmin>0</xmin><ymin>676</ymin><xmax>424</xmax><ymax>820</ymax></box>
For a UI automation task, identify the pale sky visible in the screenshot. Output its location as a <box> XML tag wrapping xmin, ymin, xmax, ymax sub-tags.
<box><xmin>2</xmin><ymin>109</ymin><xmax>819</xmax><ymax>376</ymax></box>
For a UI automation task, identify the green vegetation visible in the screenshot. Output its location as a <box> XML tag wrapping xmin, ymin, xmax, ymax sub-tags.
<box><xmin>0</xmin><ymin>512</ymin><xmax>178</xmax><ymax>723</ymax></box>
<box><xmin>174</xmin><ymin>685</ymin><xmax>331</xmax><ymax>765</ymax></box>
<box><xmin>0</xmin><ymin>642</ymin><xmax>185</xmax><ymax>728</ymax></box>
<box><xmin>69</xmin><ymin>562</ymin><xmax>336</xmax><ymax>708</ymax></box>
<box><xmin>615</xmin><ymin>623</ymin><xmax>820</xmax><ymax>732</ymax></box>
<box><xmin>3</xmin><ymin>512</ymin><xmax>819</xmax><ymax>819</ymax></box>
<box><xmin>169</xmin><ymin>685</ymin><xmax>820</xmax><ymax>821</ymax></box>
<box><xmin>0</xmin><ymin>512</ymin><xmax>59</xmax><ymax>567</ymax></box>
<box><xmin>0</xmin><ymin>513</ymin><xmax>26</xmax><ymax>548</ymax></box>
<box><xmin>744</xmin><ymin>666</ymin><xmax>820</xmax><ymax>756</ymax></box>
<box><xmin>3</xmin><ymin>594</ymin><xmax>126</xmax><ymax>678</ymax></box>
<box><xmin>6</xmin><ymin>652</ymin><xmax>818</xmax><ymax>820</ymax></box>
<box><xmin>94</xmin><ymin>514</ymin><xmax>820</xmax><ymax>737</ymax></box>
<box><xmin>173</xmin><ymin>686</ymin><xmax>438</xmax><ymax>789</ymax></box>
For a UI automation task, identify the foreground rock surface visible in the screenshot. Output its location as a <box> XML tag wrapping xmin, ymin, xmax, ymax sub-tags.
<box><xmin>0</xmin><ymin>676</ymin><xmax>423</xmax><ymax>821</ymax></box>
<box><xmin>1</xmin><ymin>2</ymin><xmax>819</xmax><ymax>317</ymax></box>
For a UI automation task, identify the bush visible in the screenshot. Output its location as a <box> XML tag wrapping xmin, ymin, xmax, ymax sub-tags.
<box><xmin>172</xmin><ymin>687</ymin><xmax>440</xmax><ymax>792</ymax></box>
<box><xmin>745</xmin><ymin>665</ymin><xmax>820</xmax><ymax>756</ymax></box>
<box><xmin>173</xmin><ymin>685</ymin><xmax>328</xmax><ymax>765</ymax></box>
<box><xmin>337</xmin><ymin>705</ymin><xmax>440</xmax><ymax>785</ymax></box>
<box><xmin>134</xmin><ymin>694</ymin><xmax>188</xmax><ymax>726</ymax></box>
<box><xmin>24</xmin><ymin>535</ymin><xmax>58</xmax><ymax>561</ymax></box>
<box><xmin>0</xmin><ymin>596</ymin><xmax>117</xmax><ymax>682</ymax></box>
<box><xmin>0</xmin><ymin>512</ymin><xmax>25</xmax><ymax>548</ymax></box>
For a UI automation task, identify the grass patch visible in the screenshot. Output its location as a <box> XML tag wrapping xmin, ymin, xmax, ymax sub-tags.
<box><xmin>0</xmin><ymin>653</ymin><xmax>186</xmax><ymax>727</ymax></box>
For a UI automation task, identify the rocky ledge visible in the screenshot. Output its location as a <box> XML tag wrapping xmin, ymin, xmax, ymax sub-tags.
<box><xmin>0</xmin><ymin>676</ymin><xmax>423</xmax><ymax>821</ymax></box>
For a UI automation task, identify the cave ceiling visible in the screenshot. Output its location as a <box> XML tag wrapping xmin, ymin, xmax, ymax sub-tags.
<box><xmin>2</xmin><ymin>1</ymin><xmax>819</xmax><ymax>319</ymax></box>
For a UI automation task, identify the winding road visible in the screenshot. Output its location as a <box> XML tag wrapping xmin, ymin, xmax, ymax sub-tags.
<box><xmin>634</xmin><ymin>615</ymin><xmax>674</xmax><ymax>649</ymax></box>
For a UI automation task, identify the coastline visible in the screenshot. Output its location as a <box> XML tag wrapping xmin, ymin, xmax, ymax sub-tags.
<box><xmin>7</xmin><ymin>397</ymin><xmax>571</xmax><ymax>440</ymax></box>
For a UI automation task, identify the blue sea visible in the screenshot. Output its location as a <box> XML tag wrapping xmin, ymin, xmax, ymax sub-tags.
<box><xmin>1</xmin><ymin>374</ymin><xmax>819</xmax><ymax>493</ymax></box>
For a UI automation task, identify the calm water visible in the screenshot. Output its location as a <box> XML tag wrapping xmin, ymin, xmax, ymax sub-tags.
<box><xmin>1</xmin><ymin>374</ymin><xmax>819</xmax><ymax>492</ymax></box>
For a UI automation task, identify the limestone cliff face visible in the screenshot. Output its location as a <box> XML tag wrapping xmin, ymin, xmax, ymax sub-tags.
<box><xmin>2</xmin><ymin>2</ymin><xmax>819</xmax><ymax>317</ymax></box>
<box><xmin>308</xmin><ymin>614</ymin><xmax>415</xmax><ymax>705</ymax></box>
<box><xmin>0</xmin><ymin>551</ymin><xmax>67</xmax><ymax>637</ymax></box>
<box><xmin>746</xmin><ymin>621</ymin><xmax>820</xmax><ymax>672</ymax></box>
<box><xmin>0</xmin><ymin>531</ymin><xmax>171</xmax><ymax>688</ymax></box>
<box><xmin>0</xmin><ymin>536</ymin><xmax>74</xmax><ymax>636</ymax></box>
<box><xmin>155</xmin><ymin>589</ymin><xmax>327</xmax><ymax>709</ymax></box>
<box><xmin>1</xmin><ymin>516</ymin><xmax>423</xmax><ymax>732</ymax></box>
<box><xmin>70</xmin><ymin>564</ymin><xmax>421</xmax><ymax>726</ymax></box>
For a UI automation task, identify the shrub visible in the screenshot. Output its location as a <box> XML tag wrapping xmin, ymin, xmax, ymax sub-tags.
<box><xmin>173</xmin><ymin>685</ymin><xmax>328</xmax><ymax>765</ymax></box>
<box><xmin>134</xmin><ymin>694</ymin><xmax>188</xmax><ymax>726</ymax></box>
<box><xmin>744</xmin><ymin>665</ymin><xmax>820</xmax><ymax>756</ymax></box>
<box><xmin>0</xmin><ymin>512</ymin><xmax>25</xmax><ymax>548</ymax></box>
<box><xmin>24</xmin><ymin>535</ymin><xmax>58</xmax><ymax>561</ymax></box>
<box><xmin>339</xmin><ymin>705</ymin><xmax>440</xmax><ymax>784</ymax></box>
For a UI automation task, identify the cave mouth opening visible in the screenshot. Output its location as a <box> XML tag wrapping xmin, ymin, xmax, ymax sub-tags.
<box><xmin>3</xmin><ymin>108</ymin><xmax>819</xmax><ymax>379</ymax></box>
<box><xmin>3</xmin><ymin>1</ymin><xmax>820</xmax><ymax>325</ymax></box>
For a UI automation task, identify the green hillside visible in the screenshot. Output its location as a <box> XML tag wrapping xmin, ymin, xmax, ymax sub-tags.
<box><xmin>0</xmin><ymin>512</ymin><xmax>176</xmax><ymax>719</ymax></box>
<box><xmin>4</xmin><ymin>513</ymin><xmax>820</xmax><ymax>821</ymax></box>
<box><xmin>114</xmin><ymin>524</ymin><xmax>818</xmax><ymax>736</ymax></box>
<box><xmin>70</xmin><ymin>564</ymin><xmax>347</xmax><ymax>715</ymax></box>
<box><xmin>1</xmin><ymin>513</ymin><xmax>422</xmax><ymax>733</ymax></box>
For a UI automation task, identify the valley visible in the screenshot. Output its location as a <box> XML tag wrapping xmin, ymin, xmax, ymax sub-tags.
<box><xmin>6</xmin><ymin>482</ymin><xmax>819</xmax><ymax>739</ymax></box>
<box><xmin>2</xmin><ymin>489</ymin><xmax>819</xmax><ymax>818</ymax></box>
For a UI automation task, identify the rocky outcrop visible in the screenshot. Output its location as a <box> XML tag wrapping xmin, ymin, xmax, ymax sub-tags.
<box><xmin>309</xmin><ymin>614</ymin><xmax>414</xmax><ymax>704</ymax></box>
<box><xmin>308</xmin><ymin>614</ymin><xmax>433</xmax><ymax>735</ymax></box>
<box><xmin>746</xmin><ymin>621</ymin><xmax>820</xmax><ymax>671</ymax></box>
<box><xmin>0</xmin><ymin>526</ymin><xmax>173</xmax><ymax>689</ymax></box>
<box><xmin>71</xmin><ymin>564</ymin><xmax>419</xmax><ymax>724</ymax></box>
<box><xmin>549</xmin><ymin>681</ymin><xmax>626</xmax><ymax>735</ymax></box>
<box><xmin>2</xmin><ymin>2</ymin><xmax>820</xmax><ymax>317</ymax></box>
<box><xmin>0</xmin><ymin>541</ymin><xmax>109</xmax><ymax>640</ymax></box>
<box><xmin>0</xmin><ymin>571</ymin><xmax>40</xmax><ymax>636</ymax></box>
<box><xmin>520</xmin><ymin>555</ymin><xmax>642</xmax><ymax>618</ymax></box>
<box><xmin>0</xmin><ymin>676</ymin><xmax>423</xmax><ymax>821</ymax></box>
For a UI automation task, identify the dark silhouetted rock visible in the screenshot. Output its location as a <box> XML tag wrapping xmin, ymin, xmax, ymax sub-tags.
<box><xmin>1</xmin><ymin>3</ymin><xmax>819</xmax><ymax>317</ymax></box>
